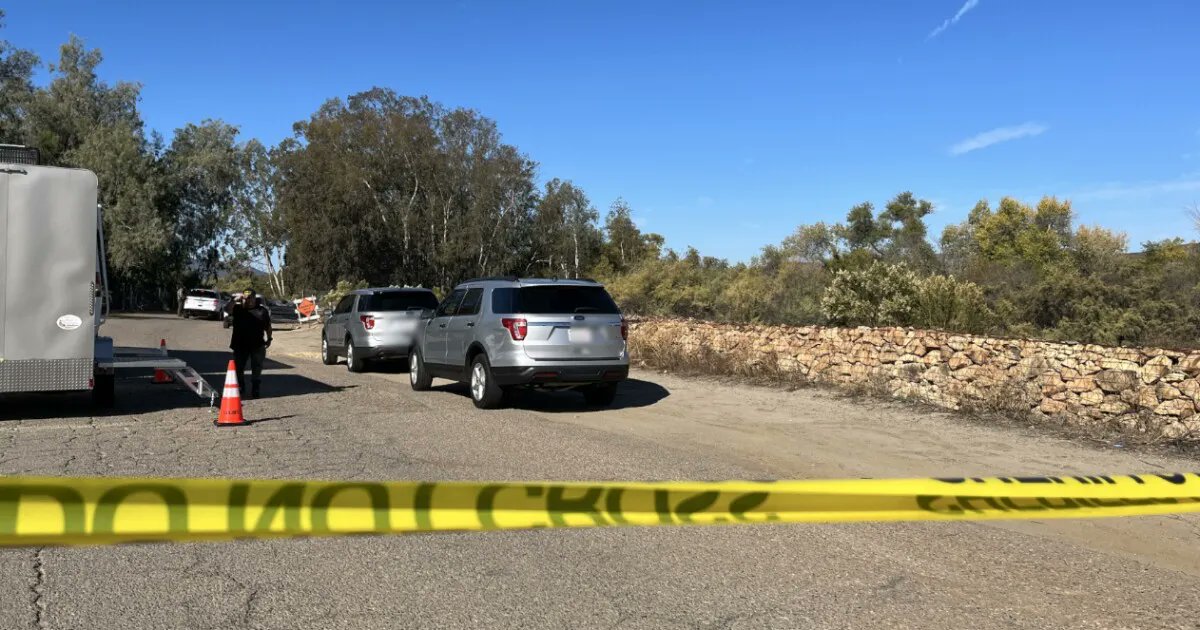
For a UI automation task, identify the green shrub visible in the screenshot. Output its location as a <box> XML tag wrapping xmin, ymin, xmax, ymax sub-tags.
<box><xmin>213</xmin><ymin>274</ymin><xmax>273</xmax><ymax>298</ymax></box>
<box><xmin>913</xmin><ymin>274</ymin><xmax>990</xmax><ymax>332</ymax></box>
<box><xmin>820</xmin><ymin>261</ymin><xmax>918</xmax><ymax>326</ymax></box>
<box><xmin>322</xmin><ymin>279</ymin><xmax>368</xmax><ymax>311</ymax></box>
<box><xmin>719</xmin><ymin>267</ymin><xmax>776</xmax><ymax>322</ymax></box>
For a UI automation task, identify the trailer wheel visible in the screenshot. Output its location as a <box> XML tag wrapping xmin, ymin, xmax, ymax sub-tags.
<box><xmin>92</xmin><ymin>373</ymin><xmax>115</xmax><ymax>409</ymax></box>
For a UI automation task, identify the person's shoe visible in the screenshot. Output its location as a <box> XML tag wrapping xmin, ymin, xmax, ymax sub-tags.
<box><xmin>251</xmin><ymin>384</ymin><xmax>261</xmax><ymax>399</ymax></box>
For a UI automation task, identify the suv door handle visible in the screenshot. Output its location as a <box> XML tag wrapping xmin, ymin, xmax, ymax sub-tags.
<box><xmin>466</xmin><ymin>322</ymin><xmax>475</xmax><ymax>327</ymax></box>
<box><xmin>438</xmin><ymin>323</ymin><xmax>447</xmax><ymax>328</ymax></box>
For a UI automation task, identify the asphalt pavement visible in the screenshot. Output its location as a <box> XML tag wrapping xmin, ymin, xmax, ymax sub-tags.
<box><xmin>0</xmin><ymin>313</ymin><xmax>1198</xmax><ymax>629</ymax></box>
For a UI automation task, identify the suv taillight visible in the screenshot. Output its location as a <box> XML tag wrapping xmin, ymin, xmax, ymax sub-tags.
<box><xmin>502</xmin><ymin>318</ymin><xmax>528</xmax><ymax>341</ymax></box>
<box><xmin>620</xmin><ymin>318</ymin><xmax>628</xmax><ymax>340</ymax></box>
<box><xmin>360</xmin><ymin>314</ymin><xmax>375</xmax><ymax>330</ymax></box>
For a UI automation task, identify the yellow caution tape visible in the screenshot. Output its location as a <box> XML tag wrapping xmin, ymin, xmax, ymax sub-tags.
<box><xmin>2</xmin><ymin>473</ymin><xmax>1199</xmax><ymax>546</ymax></box>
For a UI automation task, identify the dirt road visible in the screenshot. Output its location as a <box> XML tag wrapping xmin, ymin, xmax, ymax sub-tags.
<box><xmin>1</xmin><ymin>314</ymin><xmax>1197</xmax><ymax>629</ymax></box>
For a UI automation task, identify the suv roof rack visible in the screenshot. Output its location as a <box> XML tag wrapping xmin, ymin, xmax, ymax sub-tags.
<box><xmin>461</xmin><ymin>276</ymin><xmax>519</xmax><ymax>284</ymax></box>
<box><xmin>529</xmin><ymin>277</ymin><xmax>600</xmax><ymax>284</ymax></box>
<box><xmin>356</xmin><ymin>286</ymin><xmax>434</xmax><ymax>294</ymax></box>
<box><xmin>458</xmin><ymin>276</ymin><xmax>601</xmax><ymax>286</ymax></box>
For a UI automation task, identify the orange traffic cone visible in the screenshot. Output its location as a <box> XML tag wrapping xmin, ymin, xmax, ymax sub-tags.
<box><xmin>215</xmin><ymin>360</ymin><xmax>248</xmax><ymax>427</ymax></box>
<box><xmin>152</xmin><ymin>339</ymin><xmax>173</xmax><ymax>384</ymax></box>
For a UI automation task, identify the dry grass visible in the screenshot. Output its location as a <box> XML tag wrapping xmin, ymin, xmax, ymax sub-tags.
<box><xmin>958</xmin><ymin>383</ymin><xmax>1200</xmax><ymax>456</ymax></box>
<box><xmin>837</xmin><ymin>370</ymin><xmax>893</xmax><ymax>399</ymax></box>
<box><xmin>1071</xmin><ymin>411</ymin><xmax>1200</xmax><ymax>453</ymax></box>
<box><xmin>629</xmin><ymin>333</ymin><xmax>808</xmax><ymax>389</ymax></box>
<box><xmin>959</xmin><ymin>379</ymin><xmax>1036</xmax><ymax>418</ymax></box>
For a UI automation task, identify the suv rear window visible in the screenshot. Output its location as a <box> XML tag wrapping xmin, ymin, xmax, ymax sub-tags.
<box><xmin>188</xmin><ymin>290</ymin><xmax>218</xmax><ymax>298</ymax></box>
<box><xmin>492</xmin><ymin>286</ymin><xmax>620</xmax><ymax>315</ymax></box>
<box><xmin>359</xmin><ymin>291</ymin><xmax>438</xmax><ymax>312</ymax></box>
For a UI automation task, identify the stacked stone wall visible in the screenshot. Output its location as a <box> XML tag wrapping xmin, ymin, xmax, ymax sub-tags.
<box><xmin>629</xmin><ymin>318</ymin><xmax>1200</xmax><ymax>440</ymax></box>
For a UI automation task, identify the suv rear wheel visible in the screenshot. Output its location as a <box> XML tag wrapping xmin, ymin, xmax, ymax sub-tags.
<box><xmin>346</xmin><ymin>338</ymin><xmax>367</xmax><ymax>373</ymax></box>
<box><xmin>409</xmin><ymin>348</ymin><xmax>433</xmax><ymax>391</ymax></box>
<box><xmin>321</xmin><ymin>335</ymin><xmax>337</xmax><ymax>365</ymax></box>
<box><xmin>469</xmin><ymin>354</ymin><xmax>505</xmax><ymax>409</ymax></box>
<box><xmin>583</xmin><ymin>383</ymin><xmax>618</xmax><ymax>407</ymax></box>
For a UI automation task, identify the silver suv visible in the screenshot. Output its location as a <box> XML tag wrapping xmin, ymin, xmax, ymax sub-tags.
<box><xmin>408</xmin><ymin>278</ymin><xmax>629</xmax><ymax>408</ymax></box>
<box><xmin>321</xmin><ymin>287</ymin><xmax>439</xmax><ymax>372</ymax></box>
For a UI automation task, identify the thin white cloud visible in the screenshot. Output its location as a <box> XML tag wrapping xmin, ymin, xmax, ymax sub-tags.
<box><xmin>949</xmin><ymin>122</ymin><xmax>1048</xmax><ymax>155</ymax></box>
<box><xmin>1071</xmin><ymin>175</ymin><xmax>1200</xmax><ymax>201</ymax></box>
<box><xmin>928</xmin><ymin>0</ymin><xmax>981</xmax><ymax>40</ymax></box>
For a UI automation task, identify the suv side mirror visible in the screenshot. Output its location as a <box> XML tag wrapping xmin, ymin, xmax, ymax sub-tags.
<box><xmin>419</xmin><ymin>308</ymin><xmax>435</xmax><ymax>319</ymax></box>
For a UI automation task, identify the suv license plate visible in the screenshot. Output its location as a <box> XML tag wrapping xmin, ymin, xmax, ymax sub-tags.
<box><xmin>570</xmin><ymin>327</ymin><xmax>595</xmax><ymax>343</ymax></box>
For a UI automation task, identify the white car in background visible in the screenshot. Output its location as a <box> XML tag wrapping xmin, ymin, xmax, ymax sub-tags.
<box><xmin>182</xmin><ymin>289</ymin><xmax>229</xmax><ymax>320</ymax></box>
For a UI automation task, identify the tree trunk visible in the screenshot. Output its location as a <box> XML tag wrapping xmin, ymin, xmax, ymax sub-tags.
<box><xmin>264</xmin><ymin>252</ymin><xmax>285</xmax><ymax>297</ymax></box>
<box><xmin>402</xmin><ymin>176</ymin><xmax>418</xmax><ymax>275</ymax></box>
<box><xmin>572</xmin><ymin>231</ymin><xmax>580</xmax><ymax>278</ymax></box>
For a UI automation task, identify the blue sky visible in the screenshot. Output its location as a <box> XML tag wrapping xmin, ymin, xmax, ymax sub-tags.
<box><xmin>8</xmin><ymin>1</ymin><xmax>1200</xmax><ymax>261</ymax></box>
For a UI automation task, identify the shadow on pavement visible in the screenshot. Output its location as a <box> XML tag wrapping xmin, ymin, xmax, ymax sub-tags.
<box><xmin>0</xmin><ymin>350</ymin><xmax>351</xmax><ymax>422</ymax></box>
<box><xmin>361</xmin><ymin>361</ymin><xmax>412</xmax><ymax>374</ymax></box>
<box><xmin>246</xmin><ymin>414</ymin><xmax>297</xmax><ymax>426</ymax></box>
<box><xmin>431</xmin><ymin>378</ymin><xmax>670</xmax><ymax>412</ymax></box>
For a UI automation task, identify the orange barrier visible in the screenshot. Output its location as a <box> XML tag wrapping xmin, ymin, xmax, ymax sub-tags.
<box><xmin>215</xmin><ymin>360</ymin><xmax>247</xmax><ymax>427</ymax></box>
<box><xmin>152</xmin><ymin>339</ymin><xmax>174</xmax><ymax>384</ymax></box>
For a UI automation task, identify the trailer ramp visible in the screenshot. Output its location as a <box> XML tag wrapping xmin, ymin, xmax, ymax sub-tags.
<box><xmin>103</xmin><ymin>346</ymin><xmax>218</xmax><ymax>408</ymax></box>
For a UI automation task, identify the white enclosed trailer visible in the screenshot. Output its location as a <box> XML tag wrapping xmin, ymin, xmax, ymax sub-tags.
<box><xmin>0</xmin><ymin>148</ymin><xmax>215</xmax><ymax>407</ymax></box>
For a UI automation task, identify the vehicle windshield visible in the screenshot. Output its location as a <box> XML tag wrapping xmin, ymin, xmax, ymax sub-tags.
<box><xmin>359</xmin><ymin>291</ymin><xmax>438</xmax><ymax>311</ymax></box>
<box><xmin>496</xmin><ymin>286</ymin><xmax>620</xmax><ymax>314</ymax></box>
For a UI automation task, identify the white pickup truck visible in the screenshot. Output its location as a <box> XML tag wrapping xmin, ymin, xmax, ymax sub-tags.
<box><xmin>182</xmin><ymin>289</ymin><xmax>230</xmax><ymax>320</ymax></box>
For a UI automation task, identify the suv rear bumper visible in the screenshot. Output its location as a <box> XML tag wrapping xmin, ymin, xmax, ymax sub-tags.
<box><xmin>491</xmin><ymin>364</ymin><xmax>629</xmax><ymax>387</ymax></box>
<box><xmin>351</xmin><ymin>330</ymin><xmax>417</xmax><ymax>362</ymax></box>
<box><xmin>358</xmin><ymin>344</ymin><xmax>413</xmax><ymax>361</ymax></box>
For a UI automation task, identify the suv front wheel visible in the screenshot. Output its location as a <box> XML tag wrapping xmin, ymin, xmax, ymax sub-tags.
<box><xmin>469</xmin><ymin>354</ymin><xmax>505</xmax><ymax>409</ymax></box>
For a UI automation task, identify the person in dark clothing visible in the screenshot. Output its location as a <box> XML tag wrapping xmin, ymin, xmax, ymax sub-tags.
<box><xmin>224</xmin><ymin>288</ymin><xmax>272</xmax><ymax>399</ymax></box>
